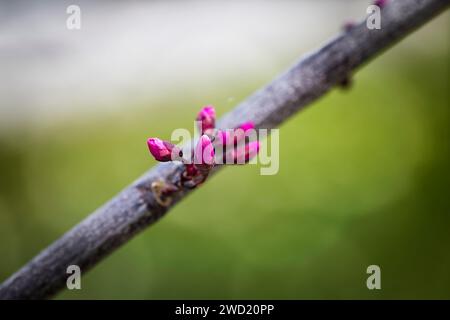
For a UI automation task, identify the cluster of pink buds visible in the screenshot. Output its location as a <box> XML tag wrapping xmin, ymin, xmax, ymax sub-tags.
<box><xmin>146</xmin><ymin>105</ymin><xmax>260</xmax><ymax>206</ymax></box>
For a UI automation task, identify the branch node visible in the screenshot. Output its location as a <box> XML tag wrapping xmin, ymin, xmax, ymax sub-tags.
<box><xmin>151</xmin><ymin>180</ymin><xmax>178</xmax><ymax>207</ymax></box>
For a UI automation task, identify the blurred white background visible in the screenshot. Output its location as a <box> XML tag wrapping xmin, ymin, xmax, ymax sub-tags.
<box><xmin>0</xmin><ymin>0</ymin><xmax>447</xmax><ymax>130</ymax></box>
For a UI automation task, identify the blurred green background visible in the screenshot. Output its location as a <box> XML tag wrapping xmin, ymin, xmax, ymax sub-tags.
<box><xmin>0</xmin><ymin>1</ymin><xmax>449</xmax><ymax>299</ymax></box>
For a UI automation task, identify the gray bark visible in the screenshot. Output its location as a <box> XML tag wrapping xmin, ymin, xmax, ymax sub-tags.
<box><xmin>1</xmin><ymin>0</ymin><xmax>448</xmax><ymax>299</ymax></box>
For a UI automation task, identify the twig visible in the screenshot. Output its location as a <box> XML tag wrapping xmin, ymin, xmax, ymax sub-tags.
<box><xmin>1</xmin><ymin>0</ymin><xmax>448</xmax><ymax>299</ymax></box>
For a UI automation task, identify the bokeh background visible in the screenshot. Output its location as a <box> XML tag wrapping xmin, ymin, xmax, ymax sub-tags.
<box><xmin>0</xmin><ymin>0</ymin><xmax>449</xmax><ymax>299</ymax></box>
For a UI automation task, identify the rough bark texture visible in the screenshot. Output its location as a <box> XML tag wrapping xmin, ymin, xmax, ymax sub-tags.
<box><xmin>1</xmin><ymin>0</ymin><xmax>448</xmax><ymax>299</ymax></box>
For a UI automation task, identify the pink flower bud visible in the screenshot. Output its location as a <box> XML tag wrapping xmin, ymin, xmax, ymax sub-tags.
<box><xmin>196</xmin><ymin>105</ymin><xmax>216</xmax><ymax>134</ymax></box>
<box><xmin>233</xmin><ymin>141</ymin><xmax>260</xmax><ymax>164</ymax></box>
<box><xmin>374</xmin><ymin>0</ymin><xmax>387</xmax><ymax>8</ymax></box>
<box><xmin>147</xmin><ymin>138</ymin><xmax>182</xmax><ymax>162</ymax></box>
<box><xmin>234</xmin><ymin>121</ymin><xmax>256</xmax><ymax>145</ymax></box>
<box><xmin>214</xmin><ymin>122</ymin><xmax>256</xmax><ymax>146</ymax></box>
<box><xmin>194</xmin><ymin>135</ymin><xmax>215</xmax><ymax>169</ymax></box>
<box><xmin>239</xmin><ymin>121</ymin><xmax>255</xmax><ymax>132</ymax></box>
<box><xmin>184</xmin><ymin>163</ymin><xmax>198</xmax><ymax>177</ymax></box>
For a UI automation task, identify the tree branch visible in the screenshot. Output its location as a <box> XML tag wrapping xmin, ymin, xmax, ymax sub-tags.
<box><xmin>1</xmin><ymin>0</ymin><xmax>448</xmax><ymax>299</ymax></box>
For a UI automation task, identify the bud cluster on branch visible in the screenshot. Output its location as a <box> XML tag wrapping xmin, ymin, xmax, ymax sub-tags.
<box><xmin>147</xmin><ymin>105</ymin><xmax>260</xmax><ymax>205</ymax></box>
